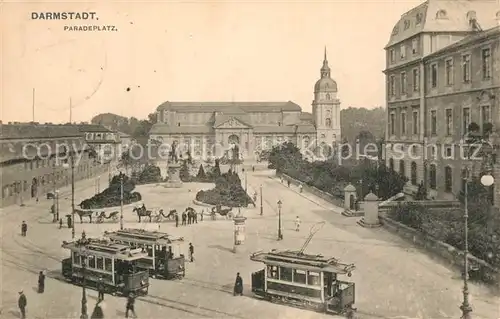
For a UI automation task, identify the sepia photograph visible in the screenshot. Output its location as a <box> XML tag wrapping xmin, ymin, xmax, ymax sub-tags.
<box><xmin>1</xmin><ymin>0</ymin><xmax>500</xmax><ymax>318</ymax></box>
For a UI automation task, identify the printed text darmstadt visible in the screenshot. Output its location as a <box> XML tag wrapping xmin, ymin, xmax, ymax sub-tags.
<box><xmin>31</xmin><ymin>12</ymin><xmax>99</xmax><ymax>20</ymax></box>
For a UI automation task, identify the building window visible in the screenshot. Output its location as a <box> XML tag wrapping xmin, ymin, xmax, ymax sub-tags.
<box><xmin>462</xmin><ymin>54</ymin><xmax>471</xmax><ymax>82</ymax></box>
<box><xmin>389</xmin><ymin>75</ymin><xmax>396</xmax><ymax>96</ymax></box>
<box><xmin>390</xmin><ymin>49</ymin><xmax>396</xmax><ymax>63</ymax></box>
<box><xmin>400</xmin><ymin>72</ymin><xmax>407</xmax><ymax>94</ymax></box>
<box><xmin>401</xmin><ymin>112</ymin><xmax>407</xmax><ymax>135</ymax></box>
<box><xmin>482</xmin><ymin>105</ymin><xmax>491</xmax><ymax>125</ymax></box>
<box><xmin>412</xmin><ymin>38</ymin><xmax>418</xmax><ymax>54</ymax></box>
<box><xmin>390</xmin><ymin>112</ymin><xmax>395</xmax><ymax>135</ymax></box>
<box><xmin>430</xmin><ymin>63</ymin><xmax>438</xmax><ymax>88</ymax></box>
<box><xmin>445</xmin><ymin>58</ymin><xmax>454</xmax><ymax>86</ymax></box>
<box><xmin>399</xmin><ymin>160</ymin><xmax>405</xmax><ymax>177</ymax></box>
<box><xmin>400</xmin><ymin>44</ymin><xmax>406</xmax><ymax>60</ymax></box>
<box><xmin>412</xmin><ymin>68</ymin><xmax>419</xmax><ymax>91</ymax></box>
<box><xmin>430</xmin><ymin>110</ymin><xmax>437</xmax><ymax>135</ymax></box>
<box><xmin>445</xmin><ymin>166</ymin><xmax>452</xmax><ymax>192</ymax></box>
<box><xmin>412</xmin><ymin>111</ymin><xmax>418</xmax><ymax>135</ymax></box>
<box><xmin>411</xmin><ymin>162</ymin><xmax>417</xmax><ymax>185</ymax></box>
<box><xmin>445</xmin><ymin>109</ymin><xmax>453</xmax><ymax>135</ymax></box>
<box><xmin>389</xmin><ymin>158</ymin><xmax>394</xmax><ymax>170</ymax></box>
<box><xmin>429</xmin><ymin>164</ymin><xmax>437</xmax><ymax>189</ymax></box>
<box><xmin>482</xmin><ymin>48</ymin><xmax>491</xmax><ymax>79</ymax></box>
<box><xmin>463</xmin><ymin>108</ymin><xmax>470</xmax><ymax>135</ymax></box>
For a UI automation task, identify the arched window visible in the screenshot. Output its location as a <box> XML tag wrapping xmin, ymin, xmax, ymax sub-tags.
<box><xmin>429</xmin><ymin>164</ymin><xmax>437</xmax><ymax>189</ymax></box>
<box><xmin>445</xmin><ymin>166</ymin><xmax>453</xmax><ymax>192</ymax></box>
<box><xmin>411</xmin><ymin>162</ymin><xmax>417</xmax><ymax>185</ymax></box>
<box><xmin>326</xmin><ymin>118</ymin><xmax>332</xmax><ymax>127</ymax></box>
<box><xmin>389</xmin><ymin>158</ymin><xmax>394</xmax><ymax>171</ymax></box>
<box><xmin>399</xmin><ymin>160</ymin><xmax>406</xmax><ymax>178</ymax></box>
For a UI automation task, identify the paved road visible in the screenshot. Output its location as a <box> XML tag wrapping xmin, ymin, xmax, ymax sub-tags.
<box><xmin>0</xmin><ymin>174</ymin><xmax>340</xmax><ymax>319</ymax></box>
<box><xmin>246</xmin><ymin>170</ymin><xmax>500</xmax><ymax>319</ymax></box>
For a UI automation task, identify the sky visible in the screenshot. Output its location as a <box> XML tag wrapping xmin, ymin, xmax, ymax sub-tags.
<box><xmin>2</xmin><ymin>0</ymin><xmax>423</xmax><ymax>124</ymax></box>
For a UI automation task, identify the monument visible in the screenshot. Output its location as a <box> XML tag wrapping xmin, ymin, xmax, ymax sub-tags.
<box><xmin>164</xmin><ymin>141</ymin><xmax>183</xmax><ymax>188</ymax></box>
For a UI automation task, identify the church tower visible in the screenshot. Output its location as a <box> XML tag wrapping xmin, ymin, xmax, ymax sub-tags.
<box><xmin>312</xmin><ymin>48</ymin><xmax>341</xmax><ymax>151</ymax></box>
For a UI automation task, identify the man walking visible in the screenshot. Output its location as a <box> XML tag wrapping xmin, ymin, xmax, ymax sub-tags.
<box><xmin>21</xmin><ymin>221</ymin><xmax>27</xmax><ymax>237</ymax></box>
<box><xmin>18</xmin><ymin>291</ymin><xmax>27</xmax><ymax>319</ymax></box>
<box><xmin>233</xmin><ymin>272</ymin><xmax>243</xmax><ymax>296</ymax></box>
<box><xmin>295</xmin><ymin>216</ymin><xmax>301</xmax><ymax>232</ymax></box>
<box><xmin>97</xmin><ymin>277</ymin><xmax>105</xmax><ymax>301</ymax></box>
<box><xmin>188</xmin><ymin>243</ymin><xmax>194</xmax><ymax>262</ymax></box>
<box><xmin>182</xmin><ymin>211</ymin><xmax>187</xmax><ymax>226</ymax></box>
<box><xmin>125</xmin><ymin>293</ymin><xmax>136</xmax><ymax>318</ymax></box>
<box><xmin>175</xmin><ymin>213</ymin><xmax>179</xmax><ymax>227</ymax></box>
<box><xmin>38</xmin><ymin>271</ymin><xmax>45</xmax><ymax>293</ymax></box>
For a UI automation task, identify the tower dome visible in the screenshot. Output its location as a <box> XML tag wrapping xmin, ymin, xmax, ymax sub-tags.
<box><xmin>314</xmin><ymin>48</ymin><xmax>337</xmax><ymax>93</ymax></box>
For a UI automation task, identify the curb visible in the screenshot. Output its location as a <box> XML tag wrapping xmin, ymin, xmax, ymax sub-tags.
<box><xmin>192</xmin><ymin>199</ymin><xmax>213</xmax><ymax>207</ymax></box>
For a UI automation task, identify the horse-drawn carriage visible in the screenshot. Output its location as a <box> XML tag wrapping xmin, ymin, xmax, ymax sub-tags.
<box><xmin>73</xmin><ymin>209</ymin><xmax>120</xmax><ymax>224</ymax></box>
<box><xmin>132</xmin><ymin>206</ymin><xmax>177</xmax><ymax>223</ymax></box>
<box><xmin>61</xmin><ymin>235</ymin><xmax>150</xmax><ymax>296</ymax></box>
<box><xmin>249</xmin><ymin>222</ymin><xmax>357</xmax><ymax>317</ymax></box>
<box><xmin>104</xmin><ymin>228</ymin><xmax>186</xmax><ymax>280</ymax></box>
<box><xmin>207</xmin><ymin>204</ymin><xmax>234</xmax><ymax>219</ymax></box>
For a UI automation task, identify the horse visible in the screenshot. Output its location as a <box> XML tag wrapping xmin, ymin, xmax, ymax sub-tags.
<box><xmin>74</xmin><ymin>209</ymin><xmax>95</xmax><ymax>223</ymax></box>
<box><xmin>96</xmin><ymin>211</ymin><xmax>120</xmax><ymax>223</ymax></box>
<box><xmin>133</xmin><ymin>206</ymin><xmax>153</xmax><ymax>223</ymax></box>
<box><xmin>152</xmin><ymin>209</ymin><xmax>176</xmax><ymax>222</ymax></box>
<box><xmin>210</xmin><ymin>206</ymin><xmax>233</xmax><ymax>219</ymax></box>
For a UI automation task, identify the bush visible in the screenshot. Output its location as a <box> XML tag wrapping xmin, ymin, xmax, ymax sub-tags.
<box><xmin>196</xmin><ymin>164</ymin><xmax>206</xmax><ymax>180</ymax></box>
<box><xmin>79</xmin><ymin>173</ymin><xmax>142</xmax><ymax>209</ymax></box>
<box><xmin>195</xmin><ymin>170</ymin><xmax>252</xmax><ymax>207</ymax></box>
<box><xmin>133</xmin><ymin>164</ymin><xmax>162</xmax><ymax>185</ymax></box>
<box><xmin>180</xmin><ymin>160</ymin><xmax>191</xmax><ymax>182</ymax></box>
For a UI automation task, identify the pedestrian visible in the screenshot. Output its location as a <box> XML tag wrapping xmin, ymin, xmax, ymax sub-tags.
<box><xmin>233</xmin><ymin>272</ymin><xmax>243</xmax><ymax>296</ymax></box>
<box><xmin>18</xmin><ymin>290</ymin><xmax>27</xmax><ymax>319</ymax></box>
<box><xmin>287</xmin><ymin>180</ymin><xmax>291</xmax><ymax>187</ymax></box>
<box><xmin>97</xmin><ymin>277</ymin><xmax>105</xmax><ymax>301</ymax></box>
<box><xmin>188</xmin><ymin>243</ymin><xmax>194</xmax><ymax>262</ymax></box>
<box><xmin>91</xmin><ymin>300</ymin><xmax>105</xmax><ymax>319</ymax></box>
<box><xmin>295</xmin><ymin>216</ymin><xmax>301</xmax><ymax>232</ymax></box>
<box><xmin>38</xmin><ymin>270</ymin><xmax>45</xmax><ymax>293</ymax></box>
<box><xmin>21</xmin><ymin>221</ymin><xmax>27</xmax><ymax>237</ymax></box>
<box><xmin>67</xmin><ymin>215</ymin><xmax>72</xmax><ymax>228</ymax></box>
<box><xmin>252</xmin><ymin>165</ymin><xmax>255</xmax><ymax>172</ymax></box>
<box><xmin>182</xmin><ymin>212</ymin><xmax>187</xmax><ymax>226</ymax></box>
<box><xmin>175</xmin><ymin>213</ymin><xmax>179</xmax><ymax>227</ymax></box>
<box><xmin>280</xmin><ymin>176</ymin><xmax>283</xmax><ymax>183</ymax></box>
<box><xmin>125</xmin><ymin>293</ymin><xmax>136</xmax><ymax>318</ymax></box>
<box><xmin>200</xmin><ymin>209</ymin><xmax>204</xmax><ymax>221</ymax></box>
<box><xmin>59</xmin><ymin>218</ymin><xmax>63</xmax><ymax>229</ymax></box>
<box><xmin>194</xmin><ymin>211</ymin><xmax>198</xmax><ymax>223</ymax></box>
<box><xmin>299</xmin><ymin>184</ymin><xmax>303</xmax><ymax>193</ymax></box>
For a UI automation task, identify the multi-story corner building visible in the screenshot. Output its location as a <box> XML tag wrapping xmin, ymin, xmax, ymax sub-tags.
<box><xmin>148</xmin><ymin>51</ymin><xmax>341</xmax><ymax>160</ymax></box>
<box><xmin>80</xmin><ymin>124</ymin><xmax>121</xmax><ymax>165</ymax></box>
<box><xmin>384</xmin><ymin>0</ymin><xmax>500</xmax><ymax>201</ymax></box>
<box><xmin>0</xmin><ymin>123</ymin><xmax>112</xmax><ymax>207</ymax></box>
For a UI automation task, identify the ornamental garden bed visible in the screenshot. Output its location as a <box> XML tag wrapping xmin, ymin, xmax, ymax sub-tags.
<box><xmin>79</xmin><ymin>173</ymin><xmax>142</xmax><ymax>209</ymax></box>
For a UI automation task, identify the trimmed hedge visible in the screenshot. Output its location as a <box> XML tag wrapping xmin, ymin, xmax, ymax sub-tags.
<box><xmin>133</xmin><ymin>164</ymin><xmax>163</xmax><ymax>185</ymax></box>
<box><xmin>79</xmin><ymin>173</ymin><xmax>142</xmax><ymax>209</ymax></box>
<box><xmin>195</xmin><ymin>170</ymin><xmax>252</xmax><ymax>207</ymax></box>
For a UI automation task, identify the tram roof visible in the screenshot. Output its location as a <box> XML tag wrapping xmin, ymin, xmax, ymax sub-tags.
<box><xmin>61</xmin><ymin>238</ymin><xmax>148</xmax><ymax>261</ymax></box>
<box><xmin>250</xmin><ymin>250</ymin><xmax>355</xmax><ymax>275</ymax></box>
<box><xmin>104</xmin><ymin>228</ymin><xmax>184</xmax><ymax>245</ymax></box>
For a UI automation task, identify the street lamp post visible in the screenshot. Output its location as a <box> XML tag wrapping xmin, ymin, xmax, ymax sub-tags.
<box><xmin>260</xmin><ymin>184</ymin><xmax>263</xmax><ymax>216</ymax></box>
<box><xmin>120</xmin><ymin>173</ymin><xmax>124</xmax><ymax>230</ymax></box>
<box><xmin>62</xmin><ymin>155</ymin><xmax>76</xmax><ymax>239</ymax></box>
<box><xmin>277</xmin><ymin>200</ymin><xmax>283</xmax><ymax>240</ymax></box>
<box><xmin>80</xmin><ymin>231</ymin><xmax>88</xmax><ymax>319</ymax></box>
<box><xmin>55</xmin><ymin>190</ymin><xmax>60</xmax><ymax>222</ymax></box>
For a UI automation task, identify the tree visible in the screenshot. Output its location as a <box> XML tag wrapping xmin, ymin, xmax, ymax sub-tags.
<box><xmin>180</xmin><ymin>160</ymin><xmax>191</xmax><ymax>182</ymax></box>
<box><xmin>196</xmin><ymin>164</ymin><xmax>206</xmax><ymax>180</ymax></box>
<box><xmin>210</xmin><ymin>158</ymin><xmax>221</xmax><ymax>178</ymax></box>
<box><xmin>120</xmin><ymin>151</ymin><xmax>133</xmax><ymax>174</ymax></box>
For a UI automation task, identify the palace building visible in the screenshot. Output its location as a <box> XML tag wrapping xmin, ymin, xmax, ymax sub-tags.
<box><xmin>384</xmin><ymin>0</ymin><xmax>500</xmax><ymax>202</ymax></box>
<box><xmin>149</xmin><ymin>51</ymin><xmax>341</xmax><ymax>160</ymax></box>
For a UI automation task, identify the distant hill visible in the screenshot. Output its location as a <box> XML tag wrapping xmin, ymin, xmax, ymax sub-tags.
<box><xmin>341</xmin><ymin>107</ymin><xmax>385</xmax><ymax>143</ymax></box>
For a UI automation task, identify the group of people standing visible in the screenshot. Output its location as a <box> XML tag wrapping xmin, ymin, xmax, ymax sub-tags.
<box><xmin>175</xmin><ymin>208</ymin><xmax>203</xmax><ymax>227</ymax></box>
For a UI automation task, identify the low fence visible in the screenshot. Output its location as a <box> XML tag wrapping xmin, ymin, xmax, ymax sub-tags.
<box><xmin>276</xmin><ymin>172</ymin><xmax>344</xmax><ymax>207</ymax></box>
<box><xmin>380</xmin><ymin>215</ymin><xmax>499</xmax><ymax>286</ymax></box>
<box><xmin>379</xmin><ymin>200</ymin><xmax>460</xmax><ymax>214</ymax></box>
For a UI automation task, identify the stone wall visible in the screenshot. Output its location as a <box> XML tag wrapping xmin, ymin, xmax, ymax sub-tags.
<box><xmin>378</xmin><ymin>200</ymin><xmax>460</xmax><ymax>214</ymax></box>
<box><xmin>380</xmin><ymin>215</ymin><xmax>499</xmax><ymax>286</ymax></box>
<box><xmin>277</xmin><ymin>172</ymin><xmax>344</xmax><ymax>207</ymax></box>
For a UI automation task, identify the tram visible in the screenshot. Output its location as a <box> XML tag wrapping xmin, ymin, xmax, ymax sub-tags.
<box><xmin>249</xmin><ymin>222</ymin><xmax>356</xmax><ymax>317</ymax></box>
<box><xmin>104</xmin><ymin>228</ymin><xmax>186</xmax><ymax>279</ymax></box>
<box><xmin>61</xmin><ymin>236</ymin><xmax>150</xmax><ymax>296</ymax></box>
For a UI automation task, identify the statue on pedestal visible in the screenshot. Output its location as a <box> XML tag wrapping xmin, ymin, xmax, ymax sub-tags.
<box><xmin>169</xmin><ymin>141</ymin><xmax>179</xmax><ymax>164</ymax></box>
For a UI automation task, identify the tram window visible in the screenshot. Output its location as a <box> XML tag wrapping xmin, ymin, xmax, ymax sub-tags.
<box><xmin>307</xmin><ymin>271</ymin><xmax>320</xmax><ymax>286</ymax></box>
<box><xmin>293</xmin><ymin>269</ymin><xmax>307</xmax><ymax>284</ymax></box>
<box><xmin>279</xmin><ymin>267</ymin><xmax>293</xmax><ymax>282</ymax></box>
<box><xmin>104</xmin><ymin>258</ymin><xmax>112</xmax><ymax>272</ymax></box>
<box><xmin>88</xmin><ymin>256</ymin><xmax>96</xmax><ymax>268</ymax></box>
<box><xmin>267</xmin><ymin>265</ymin><xmax>278</xmax><ymax>279</ymax></box>
<box><xmin>96</xmin><ymin>257</ymin><xmax>104</xmax><ymax>270</ymax></box>
<box><xmin>73</xmin><ymin>252</ymin><xmax>80</xmax><ymax>265</ymax></box>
